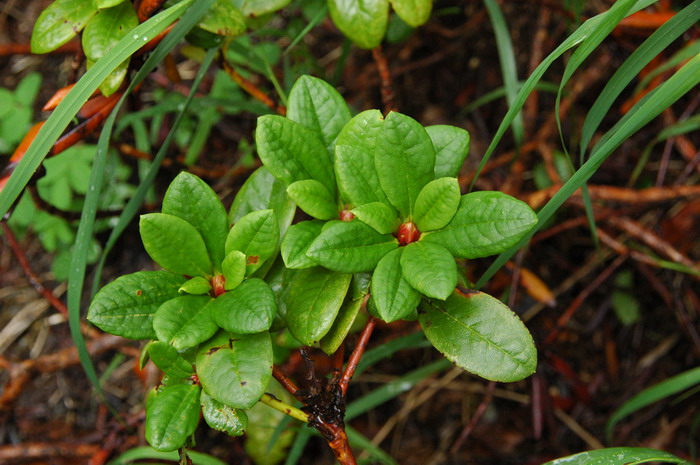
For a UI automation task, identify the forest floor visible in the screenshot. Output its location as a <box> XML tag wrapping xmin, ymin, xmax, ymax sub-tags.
<box><xmin>0</xmin><ymin>0</ymin><xmax>699</xmax><ymax>464</ymax></box>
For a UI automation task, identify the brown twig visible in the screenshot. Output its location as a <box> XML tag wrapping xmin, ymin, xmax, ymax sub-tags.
<box><xmin>339</xmin><ymin>316</ymin><xmax>377</xmax><ymax>396</ymax></box>
<box><xmin>527</xmin><ymin>183</ymin><xmax>700</xmax><ymax>209</ymax></box>
<box><xmin>0</xmin><ymin>41</ymin><xmax>81</xmax><ymax>56</ymax></box>
<box><xmin>272</xmin><ymin>365</ymin><xmax>302</xmax><ymax>398</ymax></box>
<box><xmin>221</xmin><ymin>60</ymin><xmax>286</xmax><ymax>115</ymax></box>
<box><xmin>450</xmin><ymin>381</ymin><xmax>497</xmax><ymax>453</ymax></box>
<box><xmin>0</xmin><ymin>443</ymin><xmax>100</xmax><ymax>461</ymax></box>
<box><xmin>371</xmin><ymin>46</ymin><xmax>398</xmax><ymax>113</ymax></box>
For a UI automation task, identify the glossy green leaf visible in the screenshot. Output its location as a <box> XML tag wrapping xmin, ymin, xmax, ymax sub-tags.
<box><xmin>229</xmin><ymin>167</ymin><xmax>296</xmax><ymax>238</ymax></box>
<box><xmin>198</xmin><ymin>0</ymin><xmax>246</xmax><ymax>36</ymax></box>
<box><xmin>607</xmin><ymin>366</ymin><xmax>700</xmax><ymax>441</ymax></box>
<box><xmin>236</xmin><ymin>0</ymin><xmax>292</xmax><ymax>16</ymax></box>
<box><xmin>375</xmin><ymin>112</ymin><xmax>435</xmax><ymax>219</ymax></box>
<box><xmin>423</xmin><ymin>192</ymin><xmax>537</xmax><ymax>259</ymax></box>
<box><xmin>179</xmin><ymin>276</ymin><xmax>212</xmax><ymax>295</ymax></box>
<box><xmin>225</xmin><ymin>209</ymin><xmax>279</xmax><ymax>275</ymax></box>
<box><xmin>96</xmin><ymin>0</ymin><xmax>126</xmax><ymax>8</ymax></box>
<box><xmin>145</xmin><ymin>384</ymin><xmax>201</xmax><ymax>452</ymax></box>
<box><xmin>280</xmin><ymin>220</ymin><xmax>324</xmax><ymax>269</ymax></box>
<box><xmin>31</xmin><ymin>0</ymin><xmax>98</xmax><ymax>54</ymax></box>
<box><xmin>420</xmin><ymin>291</ymin><xmax>536</xmax><ymax>382</ymax></box>
<box><xmin>145</xmin><ymin>341</ymin><xmax>194</xmax><ymax>379</ymax></box>
<box><xmin>401</xmin><ymin>242</ymin><xmax>456</xmax><ymax>300</ymax></box>
<box><xmin>287</xmin><ymin>75</ymin><xmax>352</xmax><ymax>154</ymax></box>
<box><xmin>256</xmin><ymin>115</ymin><xmax>336</xmax><ymax>196</ymax></box>
<box><xmin>201</xmin><ymin>391</ymin><xmax>248</xmax><ymax>437</ymax></box>
<box><xmin>542</xmin><ymin>447</ymin><xmax>692</xmax><ymax>465</ymax></box>
<box><xmin>140</xmin><ymin>213</ymin><xmax>213</xmax><ymax>277</ymax></box>
<box><xmin>371</xmin><ymin>248</ymin><xmax>421</xmax><ymax>323</ymax></box>
<box><xmin>413</xmin><ymin>177</ymin><xmax>460</xmax><ymax>232</ymax></box>
<box><xmin>328</xmin><ymin>0</ymin><xmax>389</xmax><ymax>49</ymax></box>
<box><xmin>196</xmin><ymin>331</ymin><xmax>273</xmax><ymax>409</ymax></box>
<box><xmin>163</xmin><ymin>172</ymin><xmax>229</xmax><ymax>270</ymax></box>
<box><xmin>306</xmin><ymin>220</ymin><xmax>398</xmax><ymax>273</ymax></box>
<box><xmin>390</xmin><ymin>0</ymin><xmax>431</xmax><ymax>27</ymax></box>
<box><xmin>335</xmin><ymin>110</ymin><xmax>390</xmax><ymax>207</ymax></box>
<box><xmin>321</xmin><ymin>273</ymin><xmax>372</xmax><ymax>354</ymax></box>
<box><xmin>286</xmin><ymin>179</ymin><xmax>338</xmax><ymax>220</ymax></box>
<box><xmin>209</xmin><ymin>278</ymin><xmax>277</xmax><ymax>334</ymax></box>
<box><xmin>88</xmin><ymin>271</ymin><xmax>186</xmax><ymax>339</ymax></box>
<box><xmin>82</xmin><ymin>2</ymin><xmax>138</xmax><ymax>61</ymax></box>
<box><xmin>351</xmin><ymin>202</ymin><xmax>399</xmax><ymax>235</ymax></box>
<box><xmin>222</xmin><ymin>250</ymin><xmax>246</xmax><ymax>290</ymax></box>
<box><xmin>285</xmin><ymin>268</ymin><xmax>352</xmax><ymax>346</ymax></box>
<box><xmin>153</xmin><ymin>295</ymin><xmax>217</xmax><ymax>350</ymax></box>
<box><xmin>426</xmin><ymin>125</ymin><xmax>470</xmax><ymax>179</ymax></box>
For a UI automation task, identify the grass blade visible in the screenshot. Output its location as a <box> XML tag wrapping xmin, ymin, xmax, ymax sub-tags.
<box><xmin>346</xmin><ymin>425</ymin><xmax>399</xmax><ymax>465</ymax></box>
<box><xmin>606</xmin><ymin>366</ymin><xmax>700</xmax><ymax>441</ymax></box>
<box><xmin>0</xmin><ymin>0</ymin><xmax>194</xmax><ymax>218</ymax></box>
<box><xmin>477</xmin><ymin>53</ymin><xmax>700</xmax><ymax>288</ymax></box>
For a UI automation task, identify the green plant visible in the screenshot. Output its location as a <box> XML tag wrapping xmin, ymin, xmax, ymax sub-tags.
<box><xmin>0</xmin><ymin>73</ymin><xmax>41</xmax><ymax>154</ymax></box>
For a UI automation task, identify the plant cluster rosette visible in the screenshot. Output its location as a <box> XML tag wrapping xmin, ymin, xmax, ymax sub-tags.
<box><xmin>87</xmin><ymin>170</ymin><xmax>294</xmax><ymax>451</ymax></box>
<box><xmin>256</xmin><ymin>75</ymin><xmax>540</xmax><ymax>382</ymax></box>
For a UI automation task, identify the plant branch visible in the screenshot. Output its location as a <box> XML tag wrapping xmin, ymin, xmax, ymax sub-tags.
<box><xmin>260</xmin><ymin>393</ymin><xmax>309</xmax><ymax>422</ymax></box>
<box><xmin>371</xmin><ymin>45</ymin><xmax>397</xmax><ymax>113</ymax></box>
<box><xmin>272</xmin><ymin>365</ymin><xmax>302</xmax><ymax>398</ymax></box>
<box><xmin>221</xmin><ymin>60</ymin><xmax>286</xmax><ymax>115</ymax></box>
<box><xmin>339</xmin><ymin>316</ymin><xmax>377</xmax><ymax>396</ymax></box>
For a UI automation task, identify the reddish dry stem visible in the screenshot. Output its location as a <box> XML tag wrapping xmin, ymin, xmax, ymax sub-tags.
<box><xmin>371</xmin><ymin>46</ymin><xmax>397</xmax><ymax>114</ymax></box>
<box><xmin>272</xmin><ymin>365</ymin><xmax>303</xmax><ymax>400</ymax></box>
<box><xmin>339</xmin><ymin>316</ymin><xmax>377</xmax><ymax>396</ymax></box>
<box><xmin>222</xmin><ymin>61</ymin><xmax>286</xmax><ymax>115</ymax></box>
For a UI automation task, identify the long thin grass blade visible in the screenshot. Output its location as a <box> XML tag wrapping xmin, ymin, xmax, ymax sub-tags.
<box><xmin>346</xmin><ymin>425</ymin><xmax>399</xmax><ymax>465</ymax></box>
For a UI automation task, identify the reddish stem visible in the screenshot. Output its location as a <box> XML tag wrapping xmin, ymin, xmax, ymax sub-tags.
<box><xmin>272</xmin><ymin>365</ymin><xmax>302</xmax><ymax>399</ymax></box>
<box><xmin>371</xmin><ymin>45</ymin><xmax>397</xmax><ymax>114</ymax></box>
<box><xmin>339</xmin><ymin>316</ymin><xmax>377</xmax><ymax>396</ymax></box>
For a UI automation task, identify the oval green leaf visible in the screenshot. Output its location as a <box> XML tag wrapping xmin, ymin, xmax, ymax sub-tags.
<box><xmin>306</xmin><ymin>220</ymin><xmax>398</xmax><ymax>273</ymax></box>
<box><xmin>153</xmin><ymin>295</ymin><xmax>217</xmax><ymax>350</ymax></box>
<box><xmin>145</xmin><ymin>341</ymin><xmax>194</xmax><ymax>379</ymax></box>
<box><xmin>375</xmin><ymin>112</ymin><xmax>435</xmax><ymax>219</ymax></box>
<box><xmin>413</xmin><ymin>177</ymin><xmax>461</xmax><ymax>232</ymax></box>
<box><xmin>196</xmin><ymin>331</ymin><xmax>273</xmax><ymax>409</ymax></box>
<box><xmin>285</xmin><ymin>268</ymin><xmax>352</xmax><ymax>346</ymax></box>
<box><xmin>201</xmin><ymin>391</ymin><xmax>248</xmax><ymax>436</ymax></box>
<box><xmin>371</xmin><ymin>248</ymin><xmax>421</xmax><ymax>323</ymax></box>
<box><xmin>328</xmin><ymin>0</ymin><xmax>389</xmax><ymax>49</ymax></box>
<box><xmin>422</xmin><ymin>191</ymin><xmax>538</xmax><ymax>259</ymax></box>
<box><xmin>179</xmin><ymin>276</ymin><xmax>212</xmax><ymax>295</ymax></box>
<box><xmin>209</xmin><ymin>278</ymin><xmax>277</xmax><ymax>334</ymax></box>
<box><xmin>426</xmin><ymin>125</ymin><xmax>470</xmax><ymax>179</ymax></box>
<box><xmin>145</xmin><ymin>384</ymin><xmax>201</xmax><ymax>452</ymax></box>
<box><xmin>222</xmin><ymin>250</ymin><xmax>246</xmax><ymax>291</ymax></box>
<box><xmin>31</xmin><ymin>0</ymin><xmax>98</xmax><ymax>54</ymax></box>
<box><xmin>389</xmin><ymin>0</ymin><xmax>431</xmax><ymax>27</ymax></box>
<box><xmin>82</xmin><ymin>2</ymin><xmax>138</xmax><ymax>62</ymax></box>
<box><xmin>321</xmin><ymin>273</ymin><xmax>372</xmax><ymax>354</ymax></box>
<box><xmin>286</xmin><ymin>179</ymin><xmax>338</xmax><ymax>220</ymax></box>
<box><xmin>401</xmin><ymin>242</ymin><xmax>456</xmax><ymax>300</ymax></box>
<box><xmin>542</xmin><ymin>447</ymin><xmax>692</xmax><ymax>465</ymax></box>
<box><xmin>351</xmin><ymin>202</ymin><xmax>399</xmax><ymax>235</ymax></box>
<box><xmin>163</xmin><ymin>172</ymin><xmax>229</xmax><ymax>270</ymax></box>
<box><xmin>140</xmin><ymin>213</ymin><xmax>213</xmax><ymax>277</ymax></box>
<box><xmin>419</xmin><ymin>291</ymin><xmax>536</xmax><ymax>382</ymax></box>
<box><xmin>88</xmin><ymin>271</ymin><xmax>186</xmax><ymax>339</ymax></box>
<box><xmin>225</xmin><ymin>209</ymin><xmax>279</xmax><ymax>275</ymax></box>
<box><xmin>280</xmin><ymin>220</ymin><xmax>324</xmax><ymax>269</ymax></box>
<box><xmin>199</xmin><ymin>0</ymin><xmax>246</xmax><ymax>36</ymax></box>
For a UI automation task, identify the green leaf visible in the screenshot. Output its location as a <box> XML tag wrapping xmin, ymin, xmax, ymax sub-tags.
<box><xmin>606</xmin><ymin>366</ymin><xmax>700</xmax><ymax>441</ymax></box>
<box><xmin>280</xmin><ymin>220</ymin><xmax>324</xmax><ymax>269</ymax></box>
<box><xmin>140</xmin><ymin>213</ymin><xmax>213</xmax><ymax>277</ymax></box>
<box><xmin>389</xmin><ymin>0</ymin><xmax>431</xmax><ymax>27</ymax></box>
<box><xmin>94</xmin><ymin>59</ymin><xmax>128</xmax><ymax>97</ymax></box>
<box><xmin>328</xmin><ymin>0</ymin><xmax>389</xmax><ymax>49</ymax></box>
<box><xmin>179</xmin><ymin>276</ymin><xmax>212</xmax><ymax>295</ymax></box>
<box><xmin>31</xmin><ymin>0</ymin><xmax>98</xmax><ymax>54</ymax></box>
<box><xmin>426</xmin><ymin>125</ymin><xmax>470</xmax><ymax>178</ymax></box>
<box><xmin>286</xmin><ymin>179</ymin><xmax>338</xmax><ymax>220</ymax></box>
<box><xmin>145</xmin><ymin>384</ymin><xmax>201</xmax><ymax>452</ymax></box>
<box><xmin>236</xmin><ymin>0</ymin><xmax>292</xmax><ymax>16</ymax></box>
<box><xmin>306</xmin><ymin>220</ymin><xmax>398</xmax><ymax>273</ymax></box>
<box><xmin>196</xmin><ymin>331</ymin><xmax>273</xmax><ymax>409</ymax></box>
<box><xmin>285</xmin><ymin>268</ymin><xmax>352</xmax><ymax>346</ymax></box>
<box><xmin>321</xmin><ymin>273</ymin><xmax>372</xmax><ymax>354</ymax></box>
<box><xmin>419</xmin><ymin>291</ymin><xmax>536</xmax><ymax>382</ymax></box>
<box><xmin>256</xmin><ymin>115</ymin><xmax>336</xmax><ymax>196</ymax></box>
<box><xmin>82</xmin><ymin>2</ymin><xmax>138</xmax><ymax>61</ymax></box>
<box><xmin>244</xmin><ymin>380</ymin><xmax>296</xmax><ymax>465</ymax></box>
<box><xmin>371</xmin><ymin>248</ymin><xmax>421</xmax><ymax>323</ymax></box>
<box><xmin>199</xmin><ymin>0</ymin><xmax>246</xmax><ymax>36</ymax></box>
<box><xmin>375</xmin><ymin>112</ymin><xmax>435</xmax><ymax>219</ymax></box>
<box><xmin>209</xmin><ymin>278</ymin><xmax>277</xmax><ymax>334</ymax></box>
<box><xmin>229</xmin><ymin>167</ymin><xmax>296</xmax><ymax>238</ymax></box>
<box><xmin>163</xmin><ymin>172</ymin><xmax>229</xmax><ymax>270</ymax></box>
<box><xmin>351</xmin><ymin>202</ymin><xmax>399</xmax><ymax>235</ymax></box>
<box><xmin>225</xmin><ymin>209</ymin><xmax>279</xmax><ymax>275</ymax></box>
<box><xmin>542</xmin><ymin>447</ymin><xmax>692</xmax><ymax>465</ymax></box>
<box><xmin>96</xmin><ymin>0</ymin><xmax>126</xmax><ymax>8</ymax></box>
<box><xmin>413</xmin><ymin>177</ymin><xmax>460</xmax><ymax>232</ymax></box>
<box><xmin>335</xmin><ymin>110</ymin><xmax>390</xmax><ymax>207</ymax></box>
<box><xmin>201</xmin><ymin>391</ymin><xmax>248</xmax><ymax>437</ymax></box>
<box><xmin>222</xmin><ymin>250</ymin><xmax>246</xmax><ymax>290</ymax></box>
<box><xmin>145</xmin><ymin>341</ymin><xmax>194</xmax><ymax>379</ymax></box>
<box><xmin>88</xmin><ymin>271</ymin><xmax>186</xmax><ymax>339</ymax></box>
<box><xmin>153</xmin><ymin>295</ymin><xmax>217</xmax><ymax>350</ymax></box>
<box><xmin>287</xmin><ymin>75</ymin><xmax>352</xmax><ymax>154</ymax></box>
<box><xmin>14</xmin><ymin>72</ymin><xmax>42</xmax><ymax>107</ymax></box>
<box><xmin>400</xmin><ymin>242</ymin><xmax>456</xmax><ymax>300</ymax></box>
<box><xmin>422</xmin><ymin>191</ymin><xmax>537</xmax><ymax>259</ymax></box>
